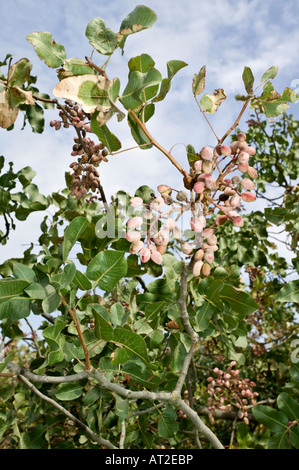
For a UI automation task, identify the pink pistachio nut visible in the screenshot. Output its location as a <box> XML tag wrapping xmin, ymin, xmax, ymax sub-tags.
<box><xmin>157</xmin><ymin>184</ymin><xmax>172</xmax><ymax>195</ymax></box>
<box><xmin>241</xmin><ymin>178</ymin><xmax>255</xmax><ymax>190</ymax></box>
<box><xmin>193</xmin><ymin>181</ymin><xmax>205</xmax><ymax>194</ymax></box>
<box><xmin>151</xmin><ymin>250</ymin><xmax>163</xmax><ymax>264</ymax></box>
<box><xmin>127</xmin><ymin>216</ymin><xmax>143</xmax><ymax>229</ymax></box>
<box><xmin>247</xmin><ymin>166</ymin><xmax>258</xmax><ymax>179</ymax></box>
<box><xmin>238</xmin><ymin>151</ymin><xmax>250</xmax><ymax>164</ymax></box>
<box><xmin>150</xmin><ymin>196</ymin><xmax>164</xmax><ymax>211</ymax></box>
<box><xmin>246</xmin><ymin>146</ymin><xmax>256</xmax><ymax>156</ymax></box>
<box><xmin>139</xmin><ymin>247</ymin><xmax>151</xmax><ymax>263</ymax></box>
<box><xmin>181</xmin><ymin>242</ymin><xmax>194</xmax><ymax>255</ymax></box>
<box><xmin>194</xmin><ymin>160</ymin><xmax>203</xmax><ymax>172</ymax></box>
<box><xmin>130</xmin><ymin>196</ymin><xmax>143</xmax><ymax>208</ymax></box>
<box><xmin>237</xmin><ymin>162</ymin><xmax>249</xmax><ymax>173</ymax></box>
<box><xmin>230</xmin><ymin>194</ymin><xmax>241</xmax><ymax>207</ymax></box>
<box><xmin>220</xmin><ymin>145</ymin><xmax>232</xmax><ymax>156</ymax></box>
<box><xmin>241</xmin><ymin>191</ymin><xmax>256</xmax><ymax>202</ymax></box>
<box><xmin>204</xmin><ymin>251</ymin><xmax>214</xmax><ymax>263</ymax></box>
<box><xmin>129</xmin><ymin>240</ymin><xmax>144</xmax><ymax>254</ymax></box>
<box><xmin>216</xmin><ymin>215</ymin><xmax>228</xmax><ymax>226</ymax></box>
<box><xmin>200</xmin><ymin>146</ymin><xmax>213</xmax><ymax>161</ymax></box>
<box><xmin>126</xmin><ymin>231</ymin><xmax>141</xmax><ymax>243</ymax></box>
<box><xmin>193</xmin><ymin>260</ymin><xmax>203</xmax><ymax>277</ymax></box>
<box><xmin>237</xmin><ymin>132</ymin><xmax>246</xmax><ymax>142</ymax></box>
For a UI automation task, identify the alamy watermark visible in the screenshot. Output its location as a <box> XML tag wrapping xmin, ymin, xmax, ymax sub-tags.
<box><xmin>291</xmin><ymin>339</ymin><xmax>299</xmax><ymax>364</ymax></box>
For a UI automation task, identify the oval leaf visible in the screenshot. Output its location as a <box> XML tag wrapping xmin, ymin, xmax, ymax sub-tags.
<box><xmin>26</xmin><ymin>32</ymin><xmax>66</xmax><ymax>68</ymax></box>
<box><xmin>86</xmin><ymin>250</ymin><xmax>127</xmax><ymax>291</ymax></box>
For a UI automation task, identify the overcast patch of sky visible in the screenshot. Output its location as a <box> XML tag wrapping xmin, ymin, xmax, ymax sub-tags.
<box><xmin>0</xmin><ymin>0</ymin><xmax>299</xmax><ymax>262</ymax></box>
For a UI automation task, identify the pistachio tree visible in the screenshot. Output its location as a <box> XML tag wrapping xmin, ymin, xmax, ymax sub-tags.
<box><xmin>0</xmin><ymin>5</ymin><xmax>298</xmax><ymax>450</ymax></box>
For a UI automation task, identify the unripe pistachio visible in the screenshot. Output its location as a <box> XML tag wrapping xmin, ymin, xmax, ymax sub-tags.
<box><xmin>203</xmin><ymin>228</ymin><xmax>214</xmax><ymax>239</ymax></box>
<box><xmin>204</xmin><ymin>251</ymin><xmax>215</xmax><ymax>263</ymax></box>
<box><xmin>147</xmin><ymin>244</ymin><xmax>157</xmax><ymax>253</ymax></box>
<box><xmin>231</xmin><ymin>175</ymin><xmax>242</xmax><ymax>185</ymax></box>
<box><xmin>230</xmin><ymin>141</ymin><xmax>239</xmax><ymax>154</ymax></box>
<box><xmin>206</xmin><ymin>234</ymin><xmax>217</xmax><ymax>246</ymax></box>
<box><xmin>216</xmin><ymin>215</ymin><xmax>228</xmax><ymax>225</ymax></box>
<box><xmin>129</xmin><ymin>240</ymin><xmax>144</xmax><ymax>254</ymax></box>
<box><xmin>246</xmin><ymin>146</ymin><xmax>256</xmax><ymax>156</ymax></box>
<box><xmin>193</xmin><ymin>260</ymin><xmax>203</xmax><ymax>277</ymax></box>
<box><xmin>173</xmin><ymin>226</ymin><xmax>182</xmax><ymax>239</ymax></box>
<box><xmin>126</xmin><ymin>231</ymin><xmax>141</xmax><ymax>242</ymax></box>
<box><xmin>151</xmin><ymin>250</ymin><xmax>163</xmax><ymax>264</ymax></box>
<box><xmin>200</xmin><ymin>146</ymin><xmax>213</xmax><ymax>161</ymax></box>
<box><xmin>194</xmin><ymin>249</ymin><xmax>204</xmax><ymax>261</ymax></box>
<box><xmin>202</xmin><ymin>263</ymin><xmax>211</xmax><ymax>276</ymax></box>
<box><xmin>176</xmin><ymin>190</ymin><xmax>188</xmax><ymax>202</ymax></box>
<box><xmin>203</xmin><ymin>243</ymin><xmax>218</xmax><ymax>252</ymax></box>
<box><xmin>150</xmin><ymin>196</ymin><xmax>164</xmax><ymax>211</ymax></box>
<box><xmin>190</xmin><ymin>217</ymin><xmax>204</xmax><ymax>233</ymax></box>
<box><xmin>224</xmin><ymin>186</ymin><xmax>236</xmax><ymax>196</ymax></box>
<box><xmin>205</xmin><ymin>178</ymin><xmax>217</xmax><ymax>191</ymax></box>
<box><xmin>127</xmin><ymin>216</ymin><xmax>143</xmax><ymax>229</ymax></box>
<box><xmin>238</xmin><ymin>141</ymin><xmax>248</xmax><ymax>151</ymax></box>
<box><xmin>153</xmin><ymin>230</ymin><xmax>169</xmax><ymax>246</ymax></box>
<box><xmin>156</xmin><ymin>244</ymin><xmax>167</xmax><ymax>255</ymax></box>
<box><xmin>194</xmin><ymin>160</ymin><xmax>203</xmax><ymax>172</ymax></box>
<box><xmin>247</xmin><ymin>166</ymin><xmax>258</xmax><ymax>179</ymax></box>
<box><xmin>220</xmin><ymin>145</ymin><xmax>232</xmax><ymax>156</ymax></box>
<box><xmin>241</xmin><ymin>178</ymin><xmax>255</xmax><ymax>190</ymax></box>
<box><xmin>237</xmin><ymin>162</ymin><xmax>249</xmax><ymax>173</ymax></box>
<box><xmin>182</xmin><ymin>242</ymin><xmax>194</xmax><ymax>255</ymax></box>
<box><xmin>193</xmin><ymin>181</ymin><xmax>205</xmax><ymax>194</ymax></box>
<box><xmin>161</xmin><ymin>193</ymin><xmax>173</xmax><ymax>205</ymax></box>
<box><xmin>238</xmin><ymin>151</ymin><xmax>250</xmax><ymax>164</ymax></box>
<box><xmin>164</xmin><ymin>218</ymin><xmax>176</xmax><ymax>231</ymax></box>
<box><xmin>157</xmin><ymin>184</ymin><xmax>172</xmax><ymax>195</ymax></box>
<box><xmin>140</xmin><ymin>247</ymin><xmax>151</xmax><ymax>263</ymax></box>
<box><xmin>237</xmin><ymin>132</ymin><xmax>246</xmax><ymax>141</ymax></box>
<box><xmin>203</xmin><ymin>161</ymin><xmax>213</xmax><ymax>173</ymax></box>
<box><xmin>241</xmin><ymin>191</ymin><xmax>256</xmax><ymax>202</ymax></box>
<box><xmin>230</xmin><ymin>194</ymin><xmax>241</xmax><ymax>207</ymax></box>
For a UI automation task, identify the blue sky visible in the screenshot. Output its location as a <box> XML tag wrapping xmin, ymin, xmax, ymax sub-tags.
<box><xmin>1</xmin><ymin>0</ymin><xmax>299</xmax><ymax>263</ymax></box>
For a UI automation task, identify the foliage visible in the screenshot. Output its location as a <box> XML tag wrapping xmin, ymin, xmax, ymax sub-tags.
<box><xmin>0</xmin><ymin>5</ymin><xmax>298</xmax><ymax>450</ymax></box>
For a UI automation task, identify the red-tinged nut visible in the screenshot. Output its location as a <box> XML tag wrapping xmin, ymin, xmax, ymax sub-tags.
<box><xmin>193</xmin><ymin>260</ymin><xmax>203</xmax><ymax>277</ymax></box>
<box><xmin>200</xmin><ymin>146</ymin><xmax>213</xmax><ymax>161</ymax></box>
<box><xmin>193</xmin><ymin>181</ymin><xmax>205</xmax><ymax>194</ymax></box>
<box><xmin>130</xmin><ymin>196</ymin><xmax>143</xmax><ymax>208</ymax></box>
<box><xmin>203</xmin><ymin>228</ymin><xmax>214</xmax><ymax>239</ymax></box>
<box><xmin>247</xmin><ymin>166</ymin><xmax>258</xmax><ymax>179</ymax></box>
<box><xmin>238</xmin><ymin>142</ymin><xmax>248</xmax><ymax>151</ymax></box>
<box><xmin>203</xmin><ymin>243</ymin><xmax>218</xmax><ymax>252</ymax></box>
<box><xmin>202</xmin><ymin>263</ymin><xmax>211</xmax><ymax>276</ymax></box>
<box><xmin>241</xmin><ymin>178</ymin><xmax>255</xmax><ymax>190</ymax></box>
<box><xmin>194</xmin><ymin>249</ymin><xmax>204</xmax><ymax>261</ymax></box>
<box><xmin>237</xmin><ymin>132</ymin><xmax>246</xmax><ymax>141</ymax></box>
<box><xmin>237</xmin><ymin>162</ymin><xmax>249</xmax><ymax>173</ymax></box>
<box><xmin>194</xmin><ymin>160</ymin><xmax>203</xmax><ymax>172</ymax></box>
<box><xmin>153</xmin><ymin>230</ymin><xmax>169</xmax><ymax>246</ymax></box>
<box><xmin>190</xmin><ymin>217</ymin><xmax>204</xmax><ymax>233</ymax></box>
<box><xmin>166</xmin><ymin>319</ymin><xmax>180</xmax><ymax>329</ymax></box>
<box><xmin>139</xmin><ymin>247</ymin><xmax>151</xmax><ymax>263</ymax></box>
<box><xmin>84</xmin><ymin>124</ymin><xmax>92</xmax><ymax>132</ymax></box>
<box><xmin>129</xmin><ymin>240</ymin><xmax>144</xmax><ymax>254</ymax></box>
<box><xmin>230</xmin><ymin>194</ymin><xmax>241</xmax><ymax>207</ymax></box>
<box><xmin>242</xmin><ymin>191</ymin><xmax>256</xmax><ymax>202</ymax></box>
<box><xmin>50</xmin><ymin>120</ymin><xmax>56</xmax><ymax>127</ymax></box>
<box><xmin>156</xmin><ymin>244</ymin><xmax>167</xmax><ymax>254</ymax></box>
<box><xmin>151</xmin><ymin>250</ymin><xmax>163</xmax><ymax>264</ymax></box>
<box><xmin>246</xmin><ymin>146</ymin><xmax>256</xmax><ymax>156</ymax></box>
<box><xmin>216</xmin><ymin>215</ymin><xmax>228</xmax><ymax>225</ymax></box>
<box><xmin>203</xmin><ymin>161</ymin><xmax>213</xmax><ymax>173</ymax></box>
<box><xmin>126</xmin><ymin>231</ymin><xmax>141</xmax><ymax>242</ymax></box>
<box><xmin>182</xmin><ymin>242</ymin><xmax>194</xmax><ymax>255</ymax></box>
<box><xmin>127</xmin><ymin>216</ymin><xmax>143</xmax><ymax>229</ymax></box>
<box><xmin>238</xmin><ymin>151</ymin><xmax>250</xmax><ymax>164</ymax></box>
<box><xmin>204</xmin><ymin>251</ymin><xmax>214</xmax><ymax>263</ymax></box>
<box><xmin>157</xmin><ymin>184</ymin><xmax>172</xmax><ymax>195</ymax></box>
<box><xmin>224</xmin><ymin>186</ymin><xmax>236</xmax><ymax>196</ymax></box>
<box><xmin>230</xmin><ymin>141</ymin><xmax>239</xmax><ymax>154</ymax></box>
<box><xmin>148</xmin><ymin>244</ymin><xmax>157</xmax><ymax>253</ymax></box>
<box><xmin>220</xmin><ymin>145</ymin><xmax>232</xmax><ymax>156</ymax></box>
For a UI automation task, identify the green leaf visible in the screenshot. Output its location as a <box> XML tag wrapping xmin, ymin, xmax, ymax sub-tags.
<box><xmin>73</xmin><ymin>270</ymin><xmax>92</xmax><ymax>291</ymax></box>
<box><xmin>26</xmin><ymin>32</ymin><xmax>66</xmax><ymax>68</ymax></box>
<box><xmin>192</xmin><ymin>65</ymin><xmax>206</xmax><ymax>96</ymax></box>
<box><xmin>252</xmin><ymin>405</ymin><xmax>289</xmax><ymax>433</ymax></box>
<box><xmin>110</xmin><ymin>302</ymin><xmax>126</xmax><ymax>326</ymax></box>
<box><xmin>85</xmin><ymin>17</ymin><xmax>117</xmax><ymax>55</ymax></box>
<box><xmin>259</xmin><ymin>82</ymin><xmax>299</xmax><ymax>117</ymax></box>
<box><xmin>220</xmin><ymin>285</ymin><xmax>258</xmax><ymax>316</ymax></box>
<box><xmin>121</xmin><ymin>67</ymin><xmax>162</xmax><ymax>110</ymax></box>
<box><xmin>277</xmin><ymin>393</ymin><xmax>299</xmax><ymax>421</ymax></box>
<box><xmin>115</xmin><ymin>396</ymin><xmax>129</xmax><ymax>422</ymax></box>
<box><xmin>62</xmin><ymin>216</ymin><xmax>89</xmax><ymax>262</ymax></box>
<box><xmin>196</xmin><ymin>302</ymin><xmax>214</xmax><ymax>331</ymax></box>
<box><xmin>242</xmin><ymin>66</ymin><xmax>254</xmax><ymax>94</ymax></box>
<box><xmin>24</xmin><ymin>282</ymin><xmax>46</xmax><ymax>299</ymax></box>
<box><xmin>158</xmin><ymin>404</ymin><xmax>178</xmax><ymax>438</ymax></box>
<box><xmin>117</xmin><ymin>5</ymin><xmax>157</xmax><ymax>52</ymax></box>
<box><xmin>42</xmin><ymin>284</ymin><xmax>61</xmax><ymax>314</ymax></box>
<box><xmin>128</xmin><ymin>54</ymin><xmax>155</xmax><ymax>74</ymax></box>
<box><xmin>261</xmin><ymin>65</ymin><xmax>278</xmax><ymax>84</ymax></box>
<box><xmin>92</xmin><ymin>305</ymin><xmax>113</xmax><ymax>341</ymax></box>
<box><xmin>0</xmin><ymin>279</ymin><xmax>29</xmax><ymax>303</ymax></box>
<box><xmin>86</xmin><ymin>250</ymin><xmax>127</xmax><ymax>291</ymax></box>
<box><xmin>8</xmin><ymin>58</ymin><xmax>32</xmax><ymax>87</ymax></box>
<box><xmin>200</xmin><ymin>88</ymin><xmax>226</xmax><ymax>113</ymax></box>
<box><xmin>55</xmin><ymin>383</ymin><xmax>84</xmax><ymax>401</ymax></box>
<box><xmin>12</xmin><ymin>262</ymin><xmax>35</xmax><ymax>283</ymax></box>
<box><xmin>113</xmin><ymin>327</ymin><xmax>151</xmax><ymax>367</ymax></box>
<box><xmin>0</xmin><ymin>297</ymin><xmax>30</xmax><ymax>321</ymax></box>
<box><xmin>20</xmin><ymin>102</ymin><xmax>45</xmax><ymax>133</ymax></box>
<box><xmin>42</xmin><ymin>317</ymin><xmax>66</xmax><ymax>366</ymax></box>
<box><xmin>127</xmin><ymin>110</ymin><xmax>153</xmax><ymax>149</ymax></box>
<box><xmin>122</xmin><ymin>361</ymin><xmax>161</xmax><ymax>388</ymax></box>
<box><xmin>152</xmin><ymin>60</ymin><xmax>187</xmax><ymax>103</ymax></box>
<box><xmin>91</xmin><ymin>113</ymin><xmax>122</xmax><ymax>153</ymax></box>
<box><xmin>276</xmin><ymin>280</ymin><xmax>299</xmax><ymax>303</ymax></box>
<box><xmin>265</xmin><ymin>207</ymin><xmax>287</xmax><ymax>225</ymax></box>
<box><xmin>57</xmin><ymin>58</ymin><xmax>95</xmax><ymax>80</ymax></box>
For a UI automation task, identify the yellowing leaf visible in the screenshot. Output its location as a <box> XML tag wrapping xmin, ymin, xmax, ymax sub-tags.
<box><xmin>0</xmin><ymin>90</ymin><xmax>19</xmax><ymax>128</ymax></box>
<box><xmin>200</xmin><ymin>88</ymin><xmax>226</xmax><ymax>113</ymax></box>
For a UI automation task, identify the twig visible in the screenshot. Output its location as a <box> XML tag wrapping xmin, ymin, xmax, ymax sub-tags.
<box><xmin>220</xmin><ymin>96</ymin><xmax>252</xmax><ymax>144</ymax></box>
<box><xmin>194</xmin><ymin>96</ymin><xmax>220</xmax><ymax>143</ymax></box>
<box><xmin>61</xmin><ymin>296</ymin><xmax>91</xmax><ymax>371</ymax></box>
<box><xmin>119</xmin><ymin>421</ymin><xmax>126</xmax><ymax>449</ymax></box>
<box><xmin>18</xmin><ymin>374</ymin><xmax>116</xmax><ymax>449</ymax></box>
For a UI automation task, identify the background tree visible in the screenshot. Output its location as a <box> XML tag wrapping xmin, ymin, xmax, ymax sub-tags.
<box><xmin>0</xmin><ymin>5</ymin><xmax>298</xmax><ymax>450</ymax></box>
